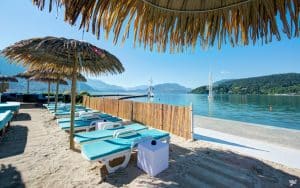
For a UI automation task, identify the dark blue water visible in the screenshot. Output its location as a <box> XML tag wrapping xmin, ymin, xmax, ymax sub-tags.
<box><xmin>130</xmin><ymin>94</ymin><xmax>300</xmax><ymax>130</ymax></box>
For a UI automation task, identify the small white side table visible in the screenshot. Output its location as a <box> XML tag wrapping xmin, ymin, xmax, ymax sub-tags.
<box><xmin>137</xmin><ymin>140</ymin><xmax>169</xmax><ymax>176</ymax></box>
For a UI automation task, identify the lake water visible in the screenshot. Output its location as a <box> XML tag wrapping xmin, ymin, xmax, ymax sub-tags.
<box><xmin>127</xmin><ymin>94</ymin><xmax>300</xmax><ymax>130</ymax></box>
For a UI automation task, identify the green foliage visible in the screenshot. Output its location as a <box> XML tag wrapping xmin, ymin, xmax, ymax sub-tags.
<box><xmin>76</xmin><ymin>91</ymin><xmax>91</xmax><ymax>103</ymax></box>
<box><xmin>0</xmin><ymin>82</ymin><xmax>9</xmax><ymax>93</ymax></box>
<box><xmin>191</xmin><ymin>73</ymin><xmax>300</xmax><ymax>95</ymax></box>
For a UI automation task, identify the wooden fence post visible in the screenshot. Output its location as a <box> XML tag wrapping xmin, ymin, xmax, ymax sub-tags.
<box><xmin>102</xmin><ymin>97</ymin><xmax>105</xmax><ymax>112</ymax></box>
<box><xmin>117</xmin><ymin>99</ymin><xmax>120</xmax><ymax>117</ymax></box>
<box><xmin>161</xmin><ymin>104</ymin><xmax>164</xmax><ymax>130</ymax></box>
<box><xmin>131</xmin><ymin>101</ymin><xmax>134</xmax><ymax>121</ymax></box>
<box><xmin>190</xmin><ymin>102</ymin><xmax>194</xmax><ymax>141</ymax></box>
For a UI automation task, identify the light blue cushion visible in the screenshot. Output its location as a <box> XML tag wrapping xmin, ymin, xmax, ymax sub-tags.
<box><xmin>74</xmin><ymin>123</ymin><xmax>147</xmax><ymax>144</ymax></box>
<box><xmin>57</xmin><ymin>113</ymin><xmax>111</xmax><ymax>123</ymax></box>
<box><xmin>59</xmin><ymin>117</ymin><xmax>122</xmax><ymax>130</ymax></box>
<box><xmin>0</xmin><ymin>102</ymin><xmax>20</xmax><ymax>112</ymax></box>
<box><xmin>82</xmin><ymin>139</ymin><xmax>132</xmax><ymax>160</ymax></box>
<box><xmin>0</xmin><ymin>110</ymin><xmax>13</xmax><ymax>130</ymax></box>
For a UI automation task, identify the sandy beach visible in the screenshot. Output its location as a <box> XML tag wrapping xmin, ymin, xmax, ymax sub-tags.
<box><xmin>1</xmin><ymin>108</ymin><xmax>300</xmax><ymax>187</ymax></box>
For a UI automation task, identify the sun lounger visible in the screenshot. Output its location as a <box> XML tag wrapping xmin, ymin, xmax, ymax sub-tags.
<box><xmin>53</xmin><ymin>109</ymin><xmax>99</xmax><ymax>118</ymax></box>
<box><xmin>48</xmin><ymin>105</ymin><xmax>86</xmax><ymax>113</ymax></box>
<box><xmin>81</xmin><ymin>129</ymin><xmax>170</xmax><ymax>173</ymax></box>
<box><xmin>58</xmin><ymin>116</ymin><xmax>122</xmax><ymax>131</ymax></box>
<box><xmin>57</xmin><ymin>112</ymin><xmax>111</xmax><ymax>123</ymax></box>
<box><xmin>0</xmin><ymin>102</ymin><xmax>20</xmax><ymax>113</ymax></box>
<box><xmin>74</xmin><ymin>123</ymin><xmax>147</xmax><ymax>144</ymax></box>
<box><xmin>0</xmin><ymin>110</ymin><xmax>13</xmax><ymax>137</ymax></box>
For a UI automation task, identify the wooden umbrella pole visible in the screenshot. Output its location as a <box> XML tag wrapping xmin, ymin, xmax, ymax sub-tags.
<box><xmin>27</xmin><ymin>79</ymin><xmax>30</xmax><ymax>94</ymax></box>
<box><xmin>47</xmin><ymin>81</ymin><xmax>50</xmax><ymax>105</ymax></box>
<box><xmin>54</xmin><ymin>80</ymin><xmax>59</xmax><ymax>112</ymax></box>
<box><xmin>69</xmin><ymin>53</ymin><xmax>78</xmax><ymax>150</ymax></box>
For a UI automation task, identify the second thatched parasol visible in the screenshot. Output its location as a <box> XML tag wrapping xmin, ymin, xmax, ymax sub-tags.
<box><xmin>30</xmin><ymin>69</ymin><xmax>87</xmax><ymax>112</ymax></box>
<box><xmin>15</xmin><ymin>71</ymin><xmax>35</xmax><ymax>94</ymax></box>
<box><xmin>29</xmin><ymin>74</ymin><xmax>69</xmax><ymax>106</ymax></box>
<box><xmin>2</xmin><ymin>36</ymin><xmax>124</xmax><ymax>149</ymax></box>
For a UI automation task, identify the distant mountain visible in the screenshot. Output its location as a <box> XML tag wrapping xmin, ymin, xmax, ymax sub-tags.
<box><xmin>126</xmin><ymin>85</ymin><xmax>148</xmax><ymax>91</ymax></box>
<box><xmin>191</xmin><ymin>73</ymin><xmax>300</xmax><ymax>95</ymax></box>
<box><xmin>123</xmin><ymin>83</ymin><xmax>191</xmax><ymax>93</ymax></box>
<box><xmin>85</xmin><ymin>79</ymin><xmax>125</xmax><ymax>92</ymax></box>
<box><xmin>154</xmin><ymin>83</ymin><xmax>191</xmax><ymax>93</ymax></box>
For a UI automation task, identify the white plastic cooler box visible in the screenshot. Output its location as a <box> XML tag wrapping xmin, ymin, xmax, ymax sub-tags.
<box><xmin>137</xmin><ymin>139</ymin><xmax>169</xmax><ymax>176</ymax></box>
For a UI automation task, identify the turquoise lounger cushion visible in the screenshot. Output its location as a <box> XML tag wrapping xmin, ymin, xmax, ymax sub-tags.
<box><xmin>82</xmin><ymin>139</ymin><xmax>132</xmax><ymax>161</ymax></box>
<box><xmin>59</xmin><ymin>116</ymin><xmax>122</xmax><ymax>130</ymax></box>
<box><xmin>50</xmin><ymin>107</ymin><xmax>86</xmax><ymax>113</ymax></box>
<box><xmin>0</xmin><ymin>102</ymin><xmax>20</xmax><ymax>112</ymax></box>
<box><xmin>59</xmin><ymin>119</ymin><xmax>95</xmax><ymax>129</ymax></box>
<box><xmin>57</xmin><ymin>113</ymin><xmax>111</xmax><ymax>123</ymax></box>
<box><xmin>82</xmin><ymin>129</ymin><xmax>169</xmax><ymax>160</ymax></box>
<box><xmin>0</xmin><ymin>110</ymin><xmax>13</xmax><ymax>130</ymax></box>
<box><xmin>48</xmin><ymin>105</ymin><xmax>85</xmax><ymax>111</ymax></box>
<box><xmin>74</xmin><ymin>123</ymin><xmax>147</xmax><ymax>144</ymax></box>
<box><xmin>54</xmin><ymin>109</ymin><xmax>88</xmax><ymax>116</ymax></box>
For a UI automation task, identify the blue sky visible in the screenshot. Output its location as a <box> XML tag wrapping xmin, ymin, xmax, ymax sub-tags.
<box><xmin>0</xmin><ymin>0</ymin><xmax>299</xmax><ymax>88</ymax></box>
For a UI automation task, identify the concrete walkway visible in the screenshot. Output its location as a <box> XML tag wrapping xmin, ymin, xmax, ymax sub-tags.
<box><xmin>194</xmin><ymin>127</ymin><xmax>300</xmax><ymax>170</ymax></box>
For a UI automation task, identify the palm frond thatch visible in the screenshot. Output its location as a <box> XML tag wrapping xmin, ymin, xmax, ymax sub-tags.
<box><xmin>29</xmin><ymin>76</ymin><xmax>68</xmax><ymax>85</ymax></box>
<box><xmin>15</xmin><ymin>71</ymin><xmax>35</xmax><ymax>79</ymax></box>
<box><xmin>27</xmin><ymin>68</ymin><xmax>87</xmax><ymax>82</ymax></box>
<box><xmin>0</xmin><ymin>75</ymin><xmax>18</xmax><ymax>82</ymax></box>
<box><xmin>2</xmin><ymin>36</ymin><xmax>125</xmax><ymax>75</ymax></box>
<box><xmin>32</xmin><ymin>0</ymin><xmax>300</xmax><ymax>52</ymax></box>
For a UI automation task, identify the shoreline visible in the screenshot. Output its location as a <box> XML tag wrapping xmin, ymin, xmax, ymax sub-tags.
<box><xmin>194</xmin><ymin>115</ymin><xmax>300</xmax><ymax>150</ymax></box>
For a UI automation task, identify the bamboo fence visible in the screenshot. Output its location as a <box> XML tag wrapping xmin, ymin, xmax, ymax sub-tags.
<box><xmin>83</xmin><ymin>96</ymin><xmax>193</xmax><ymax>140</ymax></box>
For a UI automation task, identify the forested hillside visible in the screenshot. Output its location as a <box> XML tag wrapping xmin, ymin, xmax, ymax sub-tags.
<box><xmin>191</xmin><ymin>73</ymin><xmax>300</xmax><ymax>95</ymax></box>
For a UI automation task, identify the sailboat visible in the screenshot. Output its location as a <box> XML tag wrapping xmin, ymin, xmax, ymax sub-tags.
<box><xmin>208</xmin><ymin>72</ymin><xmax>213</xmax><ymax>100</ymax></box>
<box><xmin>147</xmin><ymin>78</ymin><xmax>154</xmax><ymax>98</ymax></box>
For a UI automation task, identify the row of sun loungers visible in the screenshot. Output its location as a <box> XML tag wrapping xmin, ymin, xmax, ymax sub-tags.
<box><xmin>45</xmin><ymin>103</ymin><xmax>170</xmax><ymax>173</ymax></box>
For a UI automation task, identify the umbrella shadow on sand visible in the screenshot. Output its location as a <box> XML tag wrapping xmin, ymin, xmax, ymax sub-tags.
<box><xmin>0</xmin><ymin>125</ymin><xmax>28</xmax><ymax>159</ymax></box>
<box><xmin>0</xmin><ymin>164</ymin><xmax>25</xmax><ymax>188</ymax></box>
<box><xmin>12</xmin><ymin>113</ymin><xmax>32</xmax><ymax>121</ymax></box>
<box><xmin>102</xmin><ymin>143</ymin><xmax>299</xmax><ymax>187</ymax></box>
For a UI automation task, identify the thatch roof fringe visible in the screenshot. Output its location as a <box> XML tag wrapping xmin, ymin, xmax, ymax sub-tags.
<box><xmin>32</xmin><ymin>0</ymin><xmax>300</xmax><ymax>52</ymax></box>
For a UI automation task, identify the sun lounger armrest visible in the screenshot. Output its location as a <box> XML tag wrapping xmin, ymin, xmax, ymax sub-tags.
<box><xmin>113</xmin><ymin>128</ymin><xmax>137</xmax><ymax>138</ymax></box>
<box><xmin>101</xmin><ymin>122</ymin><xmax>122</xmax><ymax>130</ymax></box>
<box><xmin>89</xmin><ymin>120</ymin><xmax>103</xmax><ymax>128</ymax></box>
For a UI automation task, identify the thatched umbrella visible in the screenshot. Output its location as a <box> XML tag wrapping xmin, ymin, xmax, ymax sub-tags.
<box><xmin>30</xmin><ymin>75</ymin><xmax>68</xmax><ymax>105</ymax></box>
<box><xmin>2</xmin><ymin>36</ymin><xmax>124</xmax><ymax>149</ymax></box>
<box><xmin>15</xmin><ymin>71</ymin><xmax>35</xmax><ymax>94</ymax></box>
<box><xmin>33</xmin><ymin>0</ymin><xmax>299</xmax><ymax>52</ymax></box>
<box><xmin>0</xmin><ymin>75</ymin><xmax>18</xmax><ymax>103</ymax></box>
<box><xmin>30</xmin><ymin>70</ymin><xmax>87</xmax><ymax>112</ymax></box>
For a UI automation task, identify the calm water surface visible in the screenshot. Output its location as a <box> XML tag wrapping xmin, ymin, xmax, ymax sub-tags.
<box><xmin>130</xmin><ymin>94</ymin><xmax>300</xmax><ymax>130</ymax></box>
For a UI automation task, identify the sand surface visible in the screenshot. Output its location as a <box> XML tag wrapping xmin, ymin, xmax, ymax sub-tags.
<box><xmin>0</xmin><ymin>108</ymin><xmax>300</xmax><ymax>187</ymax></box>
